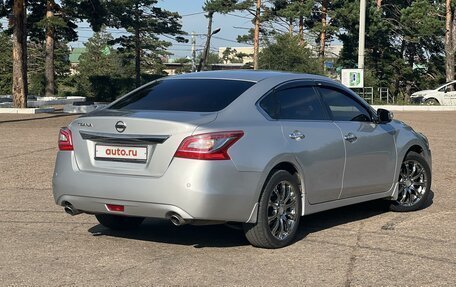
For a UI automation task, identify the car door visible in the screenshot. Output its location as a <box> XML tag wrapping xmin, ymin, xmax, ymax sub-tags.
<box><xmin>317</xmin><ymin>85</ymin><xmax>397</xmax><ymax>198</ymax></box>
<box><xmin>442</xmin><ymin>83</ymin><xmax>456</xmax><ymax>105</ymax></box>
<box><xmin>259</xmin><ymin>81</ymin><xmax>345</xmax><ymax>204</ymax></box>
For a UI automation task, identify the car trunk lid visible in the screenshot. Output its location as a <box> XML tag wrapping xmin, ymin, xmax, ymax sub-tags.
<box><xmin>69</xmin><ymin>109</ymin><xmax>217</xmax><ymax>177</ymax></box>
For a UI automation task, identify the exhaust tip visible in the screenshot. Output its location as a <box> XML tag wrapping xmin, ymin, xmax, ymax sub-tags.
<box><xmin>169</xmin><ymin>213</ymin><xmax>186</xmax><ymax>226</ymax></box>
<box><xmin>63</xmin><ymin>202</ymin><xmax>82</xmax><ymax>216</ymax></box>
<box><xmin>64</xmin><ymin>206</ymin><xmax>73</xmax><ymax>215</ymax></box>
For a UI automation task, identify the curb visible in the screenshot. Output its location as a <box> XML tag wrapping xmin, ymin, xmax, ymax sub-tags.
<box><xmin>0</xmin><ymin>107</ymin><xmax>55</xmax><ymax>114</ymax></box>
<box><xmin>372</xmin><ymin>105</ymin><xmax>456</xmax><ymax>111</ymax></box>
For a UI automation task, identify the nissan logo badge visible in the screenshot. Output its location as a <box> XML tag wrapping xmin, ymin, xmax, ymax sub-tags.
<box><xmin>115</xmin><ymin>121</ymin><xmax>126</xmax><ymax>133</ymax></box>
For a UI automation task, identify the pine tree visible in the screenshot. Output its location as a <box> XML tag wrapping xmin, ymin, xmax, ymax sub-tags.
<box><xmin>27</xmin><ymin>39</ymin><xmax>71</xmax><ymax>96</ymax></box>
<box><xmin>198</xmin><ymin>0</ymin><xmax>242</xmax><ymax>71</ymax></box>
<box><xmin>27</xmin><ymin>0</ymin><xmax>107</xmax><ymax>97</ymax></box>
<box><xmin>268</xmin><ymin>0</ymin><xmax>313</xmax><ymax>37</ymax></box>
<box><xmin>0</xmin><ymin>31</ymin><xmax>13</xmax><ymax>94</ymax></box>
<box><xmin>76</xmin><ymin>29</ymin><xmax>129</xmax><ymax>97</ymax></box>
<box><xmin>259</xmin><ymin>33</ymin><xmax>323</xmax><ymax>74</ymax></box>
<box><xmin>333</xmin><ymin>0</ymin><xmax>445</xmax><ymax>97</ymax></box>
<box><xmin>445</xmin><ymin>0</ymin><xmax>454</xmax><ymax>82</ymax></box>
<box><xmin>12</xmin><ymin>0</ymin><xmax>27</xmax><ymax>108</ymax></box>
<box><xmin>107</xmin><ymin>0</ymin><xmax>186</xmax><ymax>87</ymax></box>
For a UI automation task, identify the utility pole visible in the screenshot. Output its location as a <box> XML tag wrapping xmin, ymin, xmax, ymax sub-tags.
<box><xmin>253</xmin><ymin>0</ymin><xmax>261</xmax><ymax>70</ymax></box>
<box><xmin>358</xmin><ymin>0</ymin><xmax>366</xmax><ymax>69</ymax></box>
<box><xmin>198</xmin><ymin>11</ymin><xmax>214</xmax><ymax>72</ymax></box>
<box><xmin>197</xmin><ymin>25</ymin><xmax>220</xmax><ymax>72</ymax></box>
<box><xmin>191</xmin><ymin>32</ymin><xmax>196</xmax><ymax>72</ymax></box>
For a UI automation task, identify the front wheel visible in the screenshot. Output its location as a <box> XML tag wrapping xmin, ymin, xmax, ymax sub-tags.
<box><xmin>95</xmin><ymin>214</ymin><xmax>145</xmax><ymax>230</ymax></box>
<box><xmin>243</xmin><ymin>170</ymin><xmax>302</xmax><ymax>248</ymax></box>
<box><xmin>425</xmin><ymin>98</ymin><xmax>439</xmax><ymax>105</ymax></box>
<box><xmin>389</xmin><ymin>152</ymin><xmax>431</xmax><ymax>212</ymax></box>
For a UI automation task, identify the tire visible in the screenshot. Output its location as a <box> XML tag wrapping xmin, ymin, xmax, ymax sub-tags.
<box><xmin>95</xmin><ymin>214</ymin><xmax>145</xmax><ymax>230</ymax></box>
<box><xmin>243</xmin><ymin>170</ymin><xmax>302</xmax><ymax>248</ymax></box>
<box><xmin>425</xmin><ymin>98</ymin><xmax>439</xmax><ymax>105</ymax></box>
<box><xmin>389</xmin><ymin>151</ymin><xmax>431</xmax><ymax>212</ymax></box>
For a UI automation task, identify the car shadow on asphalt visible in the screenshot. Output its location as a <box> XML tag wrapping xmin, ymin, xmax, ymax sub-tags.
<box><xmin>87</xmin><ymin>191</ymin><xmax>434</xmax><ymax>249</ymax></box>
<box><xmin>292</xmin><ymin>190</ymin><xmax>434</xmax><ymax>245</ymax></box>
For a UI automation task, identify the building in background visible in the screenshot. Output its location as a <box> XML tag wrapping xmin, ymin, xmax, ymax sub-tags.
<box><xmin>323</xmin><ymin>44</ymin><xmax>343</xmax><ymax>70</ymax></box>
<box><xmin>218</xmin><ymin>44</ymin><xmax>342</xmax><ymax>69</ymax></box>
<box><xmin>69</xmin><ymin>47</ymin><xmax>86</xmax><ymax>75</ymax></box>
<box><xmin>218</xmin><ymin>47</ymin><xmax>254</xmax><ymax>65</ymax></box>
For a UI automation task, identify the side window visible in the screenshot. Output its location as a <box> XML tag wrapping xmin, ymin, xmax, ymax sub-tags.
<box><xmin>319</xmin><ymin>87</ymin><xmax>372</xmax><ymax>122</ymax></box>
<box><xmin>259</xmin><ymin>91</ymin><xmax>279</xmax><ymax>119</ymax></box>
<box><xmin>445</xmin><ymin>83</ymin><xmax>456</xmax><ymax>92</ymax></box>
<box><xmin>260</xmin><ymin>86</ymin><xmax>328</xmax><ymax>120</ymax></box>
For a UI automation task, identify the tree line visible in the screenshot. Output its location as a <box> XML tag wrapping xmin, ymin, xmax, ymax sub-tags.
<box><xmin>202</xmin><ymin>0</ymin><xmax>453</xmax><ymax>101</ymax></box>
<box><xmin>1</xmin><ymin>0</ymin><xmax>186</xmax><ymax>107</ymax></box>
<box><xmin>252</xmin><ymin>0</ymin><xmax>449</xmax><ymax>101</ymax></box>
<box><xmin>0</xmin><ymin>0</ymin><xmax>454</xmax><ymax>107</ymax></box>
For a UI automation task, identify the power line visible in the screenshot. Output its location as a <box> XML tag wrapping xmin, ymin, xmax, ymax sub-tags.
<box><xmin>170</xmin><ymin>43</ymin><xmax>196</xmax><ymax>46</ymax></box>
<box><xmin>76</xmin><ymin>28</ymin><xmax>126</xmax><ymax>34</ymax></box>
<box><xmin>226</xmin><ymin>13</ymin><xmax>251</xmax><ymax>20</ymax></box>
<box><xmin>212</xmin><ymin>36</ymin><xmax>240</xmax><ymax>44</ymax></box>
<box><xmin>167</xmin><ymin>48</ymin><xmax>195</xmax><ymax>52</ymax></box>
<box><xmin>161</xmin><ymin>34</ymin><xmax>189</xmax><ymax>42</ymax></box>
<box><xmin>181</xmin><ymin>11</ymin><xmax>205</xmax><ymax>17</ymax></box>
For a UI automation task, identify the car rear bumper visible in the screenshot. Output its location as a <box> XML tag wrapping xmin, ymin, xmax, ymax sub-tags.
<box><xmin>52</xmin><ymin>152</ymin><xmax>262</xmax><ymax>223</ymax></box>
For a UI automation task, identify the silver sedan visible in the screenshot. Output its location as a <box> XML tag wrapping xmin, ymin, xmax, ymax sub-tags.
<box><xmin>53</xmin><ymin>71</ymin><xmax>432</xmax><ymax>248</ymax></box>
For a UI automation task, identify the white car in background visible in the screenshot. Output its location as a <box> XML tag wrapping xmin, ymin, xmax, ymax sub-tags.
<box><xmin>411</xmin><ymin>81</ymin><xmax>456</xmax><ymax>105</ymax></box>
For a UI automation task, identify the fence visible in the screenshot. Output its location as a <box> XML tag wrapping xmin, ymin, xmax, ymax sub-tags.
<box><xmin>378</xmin><ymin>87</ymin><xmax>395</xmax><ymax>104</ymax></box>
<box><xmin>352</xmin><ymin>87</ymin><xmax>374</xmax><ymax>104</ymax></box>
<box><xmin>351</xmin><ymin>87</ymin><xmax>395</xmax><ymax>104</ymax></box>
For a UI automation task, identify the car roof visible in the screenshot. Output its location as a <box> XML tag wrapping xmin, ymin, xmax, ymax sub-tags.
<box><xmin>169</xmin><ymin>70</ymin><xmax>330</xmax><ymax>83</ymax></box>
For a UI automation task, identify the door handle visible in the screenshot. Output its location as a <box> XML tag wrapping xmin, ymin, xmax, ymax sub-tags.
<box><xmin>344</xmin><ymin>133</ymin><xmax>358</xmax><ymax>143</ymax></box>
<box><xmin>289</xmin><ymin>130</ymin><xmax>305</xmax><ymax>141</ymax></box>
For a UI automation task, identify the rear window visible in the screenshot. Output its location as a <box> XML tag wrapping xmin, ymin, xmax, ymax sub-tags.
<box><xmin>109</xmin><ymin>79</ymin><xmax>255</xmax><ymax>112</ymax></box>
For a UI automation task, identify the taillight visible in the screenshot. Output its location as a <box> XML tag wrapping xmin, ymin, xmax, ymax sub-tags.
<box><xmin>106</xmin><ymin>204</ymin><xmax>124</xmax><ymax>212</ymax></box>
<box><xmin>174</xmin><ymin>131</ymin><xmax>244</xmax><ymax>160</ymax></box>
<box><xmin>58</xmin><ymin>127</ymin><xmax>73</xmax><ymax>151</ymax></box>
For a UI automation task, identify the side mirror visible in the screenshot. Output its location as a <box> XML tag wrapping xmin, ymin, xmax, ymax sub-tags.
<box><xmin>376</xmin><ymin>108</ymin><xmax>393</xmax><ymax>124</ymax></box>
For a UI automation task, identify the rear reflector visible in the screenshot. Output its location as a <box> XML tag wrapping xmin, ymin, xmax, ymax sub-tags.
<box><xmin>174</xmin><ymin>131</ymin><xmax>244</xmax><ymax>160</ymax></box>
<box><xmin>58</xmin><ymin>127</ymin><xmax>73</xmax><ymax>151</ymax></box>
<box><xmin>106</xmin><ymin>204</ymin><xmax>124</xmax><ymax>212</ymax></box>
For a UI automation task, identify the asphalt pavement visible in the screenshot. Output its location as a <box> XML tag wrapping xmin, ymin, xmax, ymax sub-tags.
<box><xmin>0</xmin><ymin>111</ymin><xmax>454</xmax><ymax>286</ymax></box>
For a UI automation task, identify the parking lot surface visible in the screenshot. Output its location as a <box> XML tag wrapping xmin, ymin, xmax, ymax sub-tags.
<box><xmin>0</xmin><ymin>111</ymin><xmax>455</xmax><ymax>286</ymax></box>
